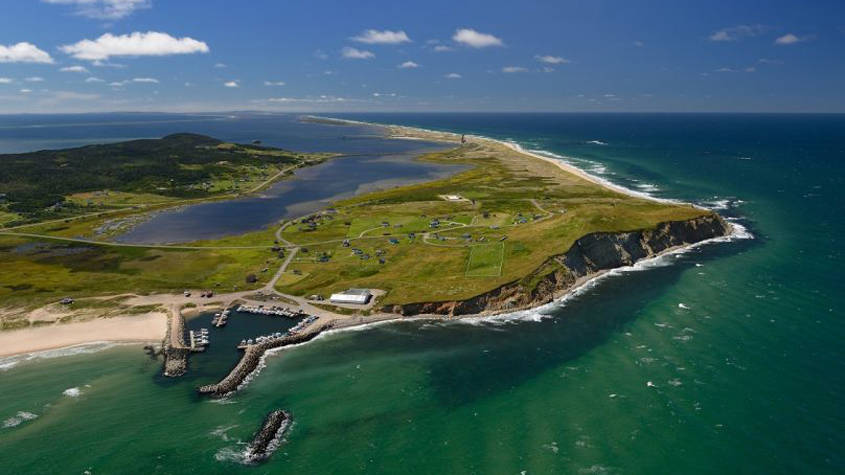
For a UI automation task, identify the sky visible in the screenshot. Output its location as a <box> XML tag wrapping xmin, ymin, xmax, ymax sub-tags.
<box><xmin>1</xmin><ymin>0</ymin><xmax>844</xmax><ymax>113</ymax></box>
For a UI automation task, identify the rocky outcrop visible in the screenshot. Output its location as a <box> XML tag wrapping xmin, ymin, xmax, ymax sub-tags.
<box><xmin>387</xmin><ymin>214</ymin><xmax>730</xmax><ymax>317</ymax></box>
<box><xmin>244</xmin><ymin>409</ymin><xmax>291</xmax><ymax>464</ymax></box>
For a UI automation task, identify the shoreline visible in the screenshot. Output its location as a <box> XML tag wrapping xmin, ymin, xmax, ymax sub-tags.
<box><xmin>0</xmin><ymin>312</ymin><xmax>166</xmax><ymax>358</ymax></box>
<box><xmin>0</xmin><ymin>117</ymin><xmax>749</xmax><ymax>360</ymax></box>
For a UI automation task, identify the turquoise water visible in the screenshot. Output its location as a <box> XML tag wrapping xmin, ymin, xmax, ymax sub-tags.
<box><xmin>1</xmin><ymin>113</ymin><xmax>843</xmax><ymax>474</ymax></box>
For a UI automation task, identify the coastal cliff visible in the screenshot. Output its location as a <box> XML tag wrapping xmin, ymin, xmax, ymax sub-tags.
<box><xmin>387</xmin><ymin>214</ymin><xmax>730</xmax><ymax>317</ymax></box>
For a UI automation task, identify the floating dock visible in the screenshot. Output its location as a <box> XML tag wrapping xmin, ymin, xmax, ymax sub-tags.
<box><xmin>236</xmin><ymin>304</ymin><xmax>305</xmax><ymax>318</ymax></box>
<box><xmin>187</xmin><ymin>328</ymin><xmax>209</xmax><ymax>351</ymax></box>
<box><xmin>212</xmin><ymin>308</ymin><xmax>230</xmax><ymax>328</ymax></box>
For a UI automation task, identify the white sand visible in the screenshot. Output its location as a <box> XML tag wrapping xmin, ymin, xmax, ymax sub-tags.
<box><xmin>0</xmin><ymin>312</ymin><xmax>166</xmax><ymax>357</ymax></box>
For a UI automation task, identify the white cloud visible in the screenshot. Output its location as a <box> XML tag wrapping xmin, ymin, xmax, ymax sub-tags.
<box><xmin>25</xmin><ymin>76</ymin><xmax>45</xmax><ymax>82</ymax></box>
<box><xmin>85</xmin><ymin>77</ymin><xmax>105</xmax><ymax>82</ymax></box>
<box><xmin>60</xmin><ymin>65</ymin><xmax>90</xmax><ymax>73</ymax></box>
<box><xmin>541</xmin><ymin>67</ymin><xmax>555</xmax><ymax>73</ymax></box>
<box><xmin>433</xmin><ymin>45</ymin><xmax>453</xmax><ymax>52</ymax></box>
<box><xmin>452</xmin><ymin>28</ymin><xmax>503</xmax><ymax>48</ymax></box>
<box><xmin>19</xmin><ymin>88</ymin><xmax>32</xmax><ymax>93</ymax></box>
<box><xmin>398</xmin><ymin>60</ymin><xmax>420</xmax><ymax>69</ymax></box>
<box><xmin>445</xmin><ymin>73</ymin><xmax>462</xmax><ymax>79</ymax></box>
<box><xmin>708</xmin><ymin>25</ymin><xmax>766</xmax><ymax>42</ymax></box>
<box><xmin>108</xmin><ymin>77</ymin><xmax>159</xmax><ymax>87</ymax></box>
<box><xmin>502</xmin><ymin>66</ymin><xmax>527</xmax><ymax>73</ymax></box>
<box><xmin>775</xmin><ymin>33</ymin><xmax>812</xmax><ymax>45</ymax></box>
<box><xmin>42</xmin><ymin>0</ymin><xmax>150</xmax><ymax>20</ymax></box>
<box><xmin>341</xmin><ymin>47</ymin><xmax>375</xmax><ymax>59</ymax></box>
<box><xmin>715</xmin><ymin>67</ymin><xmax>739</xmax><ymax>73</ymax></box>
<box><xmin>633</xmin><ymin>40</ymin><xmax>645</xmax><ymax>47</ymax></box>
<box><xmin>0</xmin><ymin>78</ymin><xmax>13</xmax><ymax>84</ymax></box>
<box><xmin>351</xmin><ymin>29</ymin><xmax>411</xmax><ymax>44</ymax></box>
<box><xmin>223</xmin><ymin>80</ymin><xmax>239</xmax><ymax>88</ymax></box>
<box><xmin>264</xmin><ymin>81</ymin><xmax>286</xmax><ymax>86</ymax></box>
<box><xmin>372</xmin><ymin>92</ymin><xmax>397</xmax><ymax>97</ymax></box>
<box><xmin>60</xmin><ymin>31</ymin><xmax>209</xmax><ymax>61</ymax></box>
<box><xmin>265</xmin><ymin>95</ymin><xmax>355</xmax><ymax>104</ymax></box>
<box><xmin>0</xmin><ymin>42</ymin><xmax>54</xmax><ymax>63</ymax></box>
<box><xmin>214</xmin><ymin>62</ymin><xmax>227</xmax><ymax>68</ymax></box>
<box><xmin>535</xmin><ymin>55</ymin><xmax>569</xmax><ymax>64</ymax></box>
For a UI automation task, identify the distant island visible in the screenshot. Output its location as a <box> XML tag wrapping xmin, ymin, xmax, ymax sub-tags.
<box><xmin>0</xmin><ymin>119</ymin><xmax>730</xmax><ymax>365</ymax></box>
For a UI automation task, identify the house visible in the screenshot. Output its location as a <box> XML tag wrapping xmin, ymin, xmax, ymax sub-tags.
<box><xmin>329</xmin><ymin>288</ymin><xmax>372</xmax><ymax>305</ymax></box>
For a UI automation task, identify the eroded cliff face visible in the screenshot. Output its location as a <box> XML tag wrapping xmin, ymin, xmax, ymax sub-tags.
<box><xmin>386</xmin><ymin>214</ymin><xmax>730</xmax><ymax>317</ymax></box>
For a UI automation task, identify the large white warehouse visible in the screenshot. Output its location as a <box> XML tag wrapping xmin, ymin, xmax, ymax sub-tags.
<box><xmin>329</xmin><ymin>288</ymin><xmax>372</xmax><ymax>305</ymax></box>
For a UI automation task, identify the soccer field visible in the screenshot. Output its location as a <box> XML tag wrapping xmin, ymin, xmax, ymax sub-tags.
<box><xmin>465</xmin><ymin>242</ymin><xmax>505</xmax><ymax>277</ymax></box>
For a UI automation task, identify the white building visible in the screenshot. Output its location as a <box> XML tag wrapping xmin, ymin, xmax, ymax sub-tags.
<box><xmin>329</xmin><ymin>288</ymin><xmax>372</xmax><ymax>305</ymax></box>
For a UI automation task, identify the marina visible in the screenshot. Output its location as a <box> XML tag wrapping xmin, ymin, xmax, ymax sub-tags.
<box><xmin>236</xmin><ymin>304</ymin><xmax>305</xmax><ymax>318</ymax></box>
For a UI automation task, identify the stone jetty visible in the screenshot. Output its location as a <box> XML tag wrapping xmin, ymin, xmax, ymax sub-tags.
<box><xmin>197</xmin><ymin>322</ymin><xmax>333</xmax><ymax>396</ymax></box>
<box><xmin>243</xmin><ymin>409</ymin><xmax>292</xmax><ymax>464</ymax></box>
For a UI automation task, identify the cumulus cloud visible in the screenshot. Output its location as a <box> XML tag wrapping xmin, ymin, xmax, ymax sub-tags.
<box><xmin>708</xmin><ymin>25</ymin><xmax>766</xmax><ymax>42</ymax></box>
<box><xmin>351</xmin><ymin>29</ymin><xmax>411</xmax><ymax>44</ymax></box>
<box><xmin>223</xmin><ymin>80</ymin><xmax>239</xmax><ymax>88</ymax></box>
<box><xmin>0</xmin><ymin>78</ymin><xmax>13</xmax><ymax>84</ymax></box>
<box><xmin>60</xmin><ymin>31</ymin><xmax>209</xmax><ymax>61</ymax></box>
<box><xmin>775</xmin><ymin>33</ymin><xmax>812</xmax><ymax>45</ymax></box>
<box><xmin>535</xmin><ymin>55</ymin><xmax>569</xmax><ymax>64</ymax></box>
<box><xmin>42</xmin><ymin>0</ymin><xmax>150</xmax><ymax>20</ymax></box>
<box><xmin>25</xmin><ymin>76</ymin><xmax>45</xmax><ymax>82</ymax></box>
<box><xmin>452</xmin><ymin>28</ymin><xmax>503</xmax><ymax>48</ymax></box>
<box><xmin>0</xmin><ymin>42</ymin><xmax>54</xmax><ymax>63</ymax></box>
<box><xmin>433</xmin><ymin>45</ymin><xmax>453</xmax><ymax>52</ymax></box>
<box><xmin>60</xmin><ymin>65</ymin><xmax>90</xmax><ymax>73</ymax></box>
<box><xmin>85</xmin><ymin>77</ymin><xmax>105</xmax><ymax>82</ymax></box>
<box><xmin>132</xmin><ymin>77</ymin><xmax>158</xmax><ymax>83</ymax></box>
<box><xmin>264</xmin><ymin>81</ymin><xmax>285</xmax><ymax>86</ymax></box>
<box><xmin>502</xmin><ymin>66</ymin><xmax>527</xmax><ymax>73</ymax></box>
<box><xmin>214</xmin><ymin>62</ymin><xmax>227</xmax><ymax>68</ymax></box>
<box><xmin>19</xmin><ymin>88</ymin><xmax>32</xmax><ymax>93</ymax></box>
<box><xmin>372</xmin><ymin>92</ymin><xmax>397</xmax><ymax>97</ymax></box>
<box><xmin>398</xmin><ymin>60</ymin><xmax>419</xmax><ymax>69</ymax></box>
<box><xmin>341</xmin><ymin>47</ymin><xmax>374</xmax><ymax>59</ymax></box>
<box><xmin>445</xmin><ymin>72</ymin><xmax>462</xmax><ymax>79</ymax></box>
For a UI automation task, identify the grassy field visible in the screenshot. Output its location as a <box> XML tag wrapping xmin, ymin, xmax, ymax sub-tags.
<box><xmin>466</xmin><ymin>243</ymin><xmax>505</xmax><ymax>277</ymax></box>
<box><xmin>0</xmin><ymin>134</ymin><xmax>712</xmax><ymax>317</ymax></box>
<box><xmin>273</xmin><ymin>140</ymin><xmax>710</xmax><ymax>306</ymax></box>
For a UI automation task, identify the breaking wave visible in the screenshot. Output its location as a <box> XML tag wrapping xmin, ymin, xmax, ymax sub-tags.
<box><xmin>62</xmin><ymin>387</ymin><xmax>82</xmax><ymax>398</ymax></box>
<box><xmin>3</xmin><ymin>411</ymin><xmax>38</xmax><ymax>429</ymax></box>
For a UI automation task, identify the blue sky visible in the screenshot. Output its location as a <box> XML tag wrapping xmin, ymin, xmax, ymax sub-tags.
<box><xmin>1</xmin><ymin>0</ymin><xmax>844</xmax><ymax>113</ymax></box>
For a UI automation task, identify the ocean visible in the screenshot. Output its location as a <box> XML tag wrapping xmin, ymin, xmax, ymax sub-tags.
<box><xmin>0</xmin><ymin>113</ymin><xmax>842</xmax><ymax>474</ymax></box>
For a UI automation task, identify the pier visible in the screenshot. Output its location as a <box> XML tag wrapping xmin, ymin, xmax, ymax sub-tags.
<box><xmin>236</xmin><ymin>304</ymin><xmax>305</xmax><ymax>318</ymax></box>
<box><xmin>197</xmin><ymin>321</ymin><xmax>333</xmax><ymax>397</ymax></box>
<box><xmin>187</xmin><ymin>328</ymin><xmax>209</xmax><ymax>351</ymax></box>
<box><xmin>211</xmin><ymin>308</ymin><xmax>230</xmax><ymax>327</ymax></box>
<box><xmin>235</xmin><ymin>315</ymin><xmax>319</xmax><ymax>350</ymax></box>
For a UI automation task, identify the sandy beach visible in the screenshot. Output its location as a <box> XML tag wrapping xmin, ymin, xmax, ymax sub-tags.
<box><xmin>0</xmin><ymin>312</ymin><xmax>167</xmax><ymax>357</ymax></box>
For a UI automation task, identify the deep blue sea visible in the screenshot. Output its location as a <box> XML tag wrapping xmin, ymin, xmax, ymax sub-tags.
<box><xmin>0</xmin><ymin>112</ymin><xmax>842</xmax><ymax>474</ymax></box>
